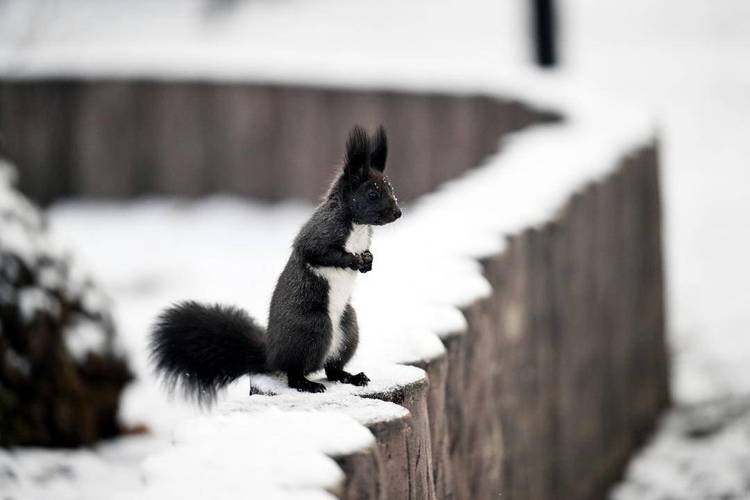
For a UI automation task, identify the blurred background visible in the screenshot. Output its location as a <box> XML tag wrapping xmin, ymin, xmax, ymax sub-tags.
<box><xmin>1</xmin><ymin>0</ymin><xmax>749</xmax><ymax>498</ymax></box>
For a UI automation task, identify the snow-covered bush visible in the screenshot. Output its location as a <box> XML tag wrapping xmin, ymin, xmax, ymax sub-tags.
<box><xmin>0</xmin><ymin>158</ymin><xmax>131</xmax><ymax>447</ymax></box>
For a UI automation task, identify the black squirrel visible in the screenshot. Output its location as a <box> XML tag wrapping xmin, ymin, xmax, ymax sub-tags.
<box><xmin>149</xmin><ymin>125</ymin><xmax>401</xmax><ymax>402</ymax></box>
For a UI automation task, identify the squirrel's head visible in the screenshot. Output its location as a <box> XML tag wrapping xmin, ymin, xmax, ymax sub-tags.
<box><xmin>339</xmin><ymin>125</ymin><xmax>401</xmax><ymax>226</ymax></box>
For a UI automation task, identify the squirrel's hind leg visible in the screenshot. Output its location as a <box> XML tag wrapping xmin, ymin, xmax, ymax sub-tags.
<box><xmin>325</xmin><ymin>366</ymin><xmax>370</xmax><ymax>386</ymax></box>
<box><xmin>287</xmin><ymin>371</ymin><xmax>326</xmax><ymax>393</ymax></box>
<box><xmin>325</xmin><ymin>304</ymin><xmax>370</xmax><ymax>386</ymax></box>
<box><xmin>324</xmin><ymin>305</ymin><xmax>369</xmax><ymax>386</ymax></box>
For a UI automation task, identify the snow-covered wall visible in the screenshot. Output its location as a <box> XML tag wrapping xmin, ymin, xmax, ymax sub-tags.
<box><xmin>0</xmin><ymin>81</ymin><xmax>556</xmax><ymax>205</ymax></box>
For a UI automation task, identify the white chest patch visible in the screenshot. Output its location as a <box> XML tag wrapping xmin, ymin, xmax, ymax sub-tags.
<box><xmin>310</xmin><ymin>223</ymin><xmax>371</xmax><ymax>361</ymax></box>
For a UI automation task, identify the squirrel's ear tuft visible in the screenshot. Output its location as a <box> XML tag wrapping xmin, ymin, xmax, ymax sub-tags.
<box><xmin>344</xmin><ymin>125</ymin><xmax>370</xmax><ymax>180</ymax></box>
<box><xmin>370</xmin><ymin>126</ymin><xmax>388</xmax><ymax>172</ymax></box>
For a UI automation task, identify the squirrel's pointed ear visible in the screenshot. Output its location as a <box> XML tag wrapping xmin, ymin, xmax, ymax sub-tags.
<box><xmin>370</xmin><ymin>126</ymin><xmax>388</xmax><ymax>172</ymax></box>
<box><xmin>344</xmin><ymin>125</ymin><xmax>370</xmax><ymax>181</ymax></box>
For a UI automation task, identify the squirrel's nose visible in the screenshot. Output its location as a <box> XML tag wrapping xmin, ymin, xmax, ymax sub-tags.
<box><xmin>393</xmin><ymin>207</ymin><xmax>402</xmax><ymax>220</ymax></box>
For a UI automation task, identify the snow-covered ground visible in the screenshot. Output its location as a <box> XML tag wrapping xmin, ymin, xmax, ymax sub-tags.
<box><xmin>611</xmin><ymin>397</ymin><xmax>750</xmax><ymax>500</ymax></box>
<box><xmin>563</xmin><ymin>0</ymin><xmax>750</xmax><ymax>497</ymax></box>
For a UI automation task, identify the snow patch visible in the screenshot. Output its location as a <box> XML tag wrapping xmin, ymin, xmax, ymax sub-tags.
<box><xmin>64</xmin><ymin>320</ymin><xmax>108</xmax><ymax>362</ymax></box>
<box><xmin>18</xmin><ymin>287</ymin><xmax>59</xmax><ymax>322</ymax></box>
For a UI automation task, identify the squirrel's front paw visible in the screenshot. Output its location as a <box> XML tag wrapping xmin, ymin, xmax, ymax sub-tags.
<box><xmin>357</xmin><ymin>251</ymin><xmax>373</xmax><ymax>273</ymax></box>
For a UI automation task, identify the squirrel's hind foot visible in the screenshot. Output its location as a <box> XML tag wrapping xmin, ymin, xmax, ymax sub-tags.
<box><xmin>288</xmin><ymin>373</ymin><xmax>326</xmax><ymax>393</ymax></box>
<box><xmin>348</xmin><ymin>372</ymin><xmax>370</xmax><ymax>386</ymax></box>
<box><xmin>326</xmin><ymin>368</ymin><xmax>370</xmax><ymax>387</ymax></box>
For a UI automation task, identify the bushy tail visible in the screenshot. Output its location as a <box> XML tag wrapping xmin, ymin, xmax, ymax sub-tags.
<box><xmin>149</xmin><ymin>301</ymin><xmax>267</xmax><ymax>406</ymax></box>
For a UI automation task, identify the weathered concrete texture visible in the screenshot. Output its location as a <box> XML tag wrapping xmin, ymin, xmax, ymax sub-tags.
<box><xmin>0</xmin><ymin>80</ymin><xmax>558</xmax><ymax>206</ymax></box>
<box><xmin>331</xmin><ymin>145</ymin><xmax>669</xmax><ymax>499</ymax></box>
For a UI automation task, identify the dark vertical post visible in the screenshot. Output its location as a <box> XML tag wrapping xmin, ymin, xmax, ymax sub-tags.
<box><xmin>532</xmin><ymin>0</ymin><xmax>557</xmax><ymax>67</ymax></box>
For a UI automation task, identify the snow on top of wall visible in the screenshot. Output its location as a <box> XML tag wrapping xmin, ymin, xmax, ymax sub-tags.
<box><xmin>140</xmin><ymin>409</ymin><xmax>369</xmax><ymax>500</ymax></box>
<box><xmin>221</xmin><ymin>392</ymin><xmax>410</xmax><ymax>428</ymax></box>
<box><xmin>247</xmin><ymin>363</ymin><xmax>427</xmax><ymax>406</ymax></box>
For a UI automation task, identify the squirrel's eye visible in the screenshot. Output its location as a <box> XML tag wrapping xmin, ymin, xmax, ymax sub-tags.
<box><xmin>368</xmin><ymin>191</ymin><xmax>378</xmax><ymax>201</ymax></box>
